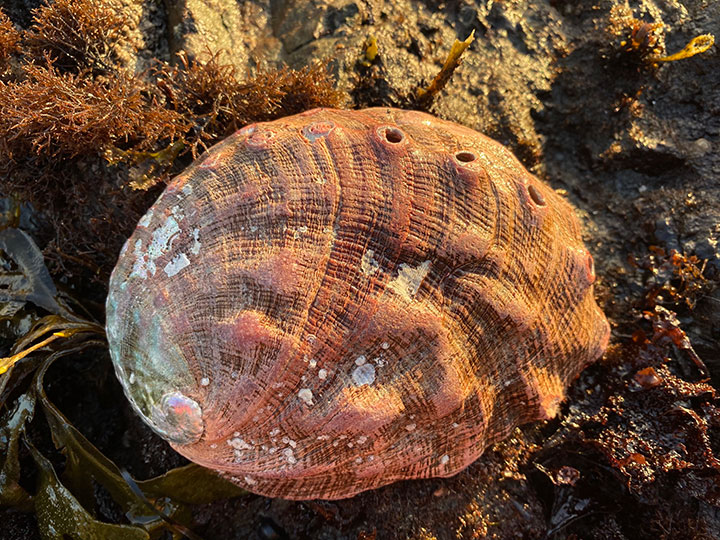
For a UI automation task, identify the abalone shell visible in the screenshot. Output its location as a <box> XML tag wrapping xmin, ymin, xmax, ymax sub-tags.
<box><xmin>105</xmin><ymin>107</ymin><xmax>610</xmax><ymax>500</ymax></box>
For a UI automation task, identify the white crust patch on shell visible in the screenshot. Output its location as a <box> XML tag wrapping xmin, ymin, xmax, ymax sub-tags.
<box><xmin>131</xmin><ymin>210</ymin><xmax>191</xmax><ymax>279</ymax></box>
<box><xmin>387</xmin><ymin>260</ymin><xmax>431</xmax><ymax>301</ymax></box>
<box><xmin>164</xmin><ymin>253</ymin><xmax>190</xmax><ymax>277</ymax></box>
<box><xmin>130</xmin><ymin>239</ymin><xmax>154</xmax><ymax>279</ymax></box>
<box><xmin>131</xmin><ymin>208</ymin><xmax>201</xmax><ymax>280</ymax></box>
<box><xmin>148</xmin><ymin>214</ymin><xmax>181</xmax><ymax>260</ymax></box>
<box><xmin>360</xmin><ymin>249</ymin><xmax>380</xmax><ymax>275</ymax></box>
<box><xmin>138</xmin><ymin>210</ymin><xmax>154</xmax><ymax>228</ymax></box>
<box><xmin>190</xmin><ymin>228</ymin><xmax>201</xmax><ymax>255</ymax></box>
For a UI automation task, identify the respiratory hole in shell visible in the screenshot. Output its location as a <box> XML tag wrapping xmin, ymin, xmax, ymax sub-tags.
<box><xmin>527</xmin><ymin>184</ymin><xmax>546</xmax><ymax>207</ymax></box>
<box><xmin>303</xmin><ymin>121</ymin><xmax>335</xmax><ymax>141</ymax></box>
<box><xmin>309</xmin><ymin>121</ymin><xmax>334</xmax><ymax>134</ymax></box>
<box><xmin>455</xmin><ymin>150</ymin><xmax>477</xmax><ymax>163</ymax></box>
<box><xmin>380</xmin><ymin>126</ymin><xmax>405</xmax><ymax>144</ymax></box>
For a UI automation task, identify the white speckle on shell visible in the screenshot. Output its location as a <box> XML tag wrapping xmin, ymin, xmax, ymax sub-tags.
<box><xmin>352</xmin><ymin>363</ymin><xmax>376</xmax><ymax>386</ymax></box>
<box><xmin>284</xmin><ymin>448</ymin><xmax>297</xmax><ymax>464</ymax></box>
<box><xmin>282</xmin><ymin>437</ymin><xmax>297</xmax><ymax>448</ymax></box>
<box><xmin>228</xmin><ymin>437</ymin><xmax>251</xmax><ymax>451</ymax></box>
<box><xmin>318</xmin><ymin>369</ymin><xmax>328</xmax><ymax>380</ymax></box>
<box><xmin>293</xmin><ymin>225</ymin><xmax>309</xmax><ymax>240</ymax></box>
<box><xmin>298</xmin><ymin>388</ymin><xmax>314</xmax><ymax>406</ymax></box>
<box><xmin>200</xmin><ymin>377</ymin><xmax>210</xmax><ymax>387</ymax></box>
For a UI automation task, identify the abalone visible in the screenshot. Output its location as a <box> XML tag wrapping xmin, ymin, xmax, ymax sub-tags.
<box><xmin>105</xmin><ymin>107</ymin><xmax>610</xmax><ymax>500</ymax></box>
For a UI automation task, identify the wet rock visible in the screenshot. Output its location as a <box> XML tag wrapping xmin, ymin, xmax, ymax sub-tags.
<box><xmin>107</xmin><ymin>0</ymin><xmax>172</xmax><ymax>72</ymax></box>
<box><xmin>653</xmin><ymin>216</ymin><xmax>681</xmax><ymax>253</ymax></box>
<box><xmin>166</xmin><ymin>0</ymin><xmax>282</xmax><ymax>70</ymax></box>
<box><xmin>271</xmin><ymin>0</ymin><xmax>363</xmax><ymax>54</ymax></box>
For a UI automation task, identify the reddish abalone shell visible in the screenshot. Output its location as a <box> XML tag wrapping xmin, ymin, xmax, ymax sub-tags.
<box><xmin>105</xmin><ymin>107</ymin><xmax>610</xmax><ymax>500</ymax></box>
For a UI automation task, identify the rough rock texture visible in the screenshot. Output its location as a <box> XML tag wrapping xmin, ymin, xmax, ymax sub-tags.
<box><xmin>106</xmin><ymin>107</ymin><xmax>609</xmax><ymax>500</ymax></box>
<box><xmin>166</xmin><ymin>0</ymin><xmax>281</xmax><ymax>71</ymax></box>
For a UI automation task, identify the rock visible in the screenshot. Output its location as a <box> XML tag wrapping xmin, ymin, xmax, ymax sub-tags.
<box><xmin>166</xmin><ymin>0</ymin><xmax>282</xmax><ymax>70</ymax></box>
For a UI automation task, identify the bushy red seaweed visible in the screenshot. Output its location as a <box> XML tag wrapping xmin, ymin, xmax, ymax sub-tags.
<box><xmin>0</xmin><ymin>61</ymin><xmax>182</xmax><ymax>159</ymax></box>
<box><xmin>0</xmin><ymin>9</ymin><xmax>20</xmax><ymax>68</ymax></box>
<box><xmin>23</xmin><ymin>0</ymin><xmax>127</xmax><ymax>73</ymax></box>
